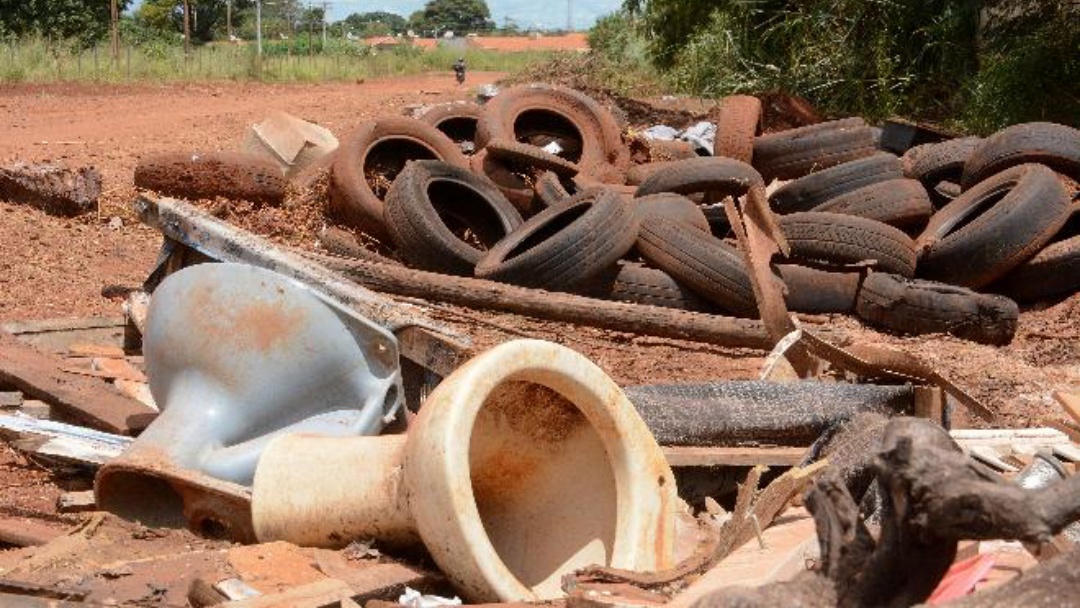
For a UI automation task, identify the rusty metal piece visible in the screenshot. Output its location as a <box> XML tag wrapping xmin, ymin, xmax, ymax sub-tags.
<box><xmin>793</xmin><ymin>330</ymin><xmax>996</xmax><ymax>423</ymax></box>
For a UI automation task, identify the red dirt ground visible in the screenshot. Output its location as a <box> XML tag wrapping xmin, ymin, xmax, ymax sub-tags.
<box><xmin>0</xmin><ymin>75</ymin><xmax>1078</xmax><ymax>546</ymax></box>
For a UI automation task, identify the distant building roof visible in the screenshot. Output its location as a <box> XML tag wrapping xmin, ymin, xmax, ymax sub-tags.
<box><xmin>469</xmin><ymin>32</ymin><xmax>589</xmax><ymax>52</ymax></box>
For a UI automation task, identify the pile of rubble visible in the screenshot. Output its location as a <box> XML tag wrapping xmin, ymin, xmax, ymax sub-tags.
<box><xmin>0</xmin><ymin>82</ymin><xmax>1079</xmax><ymax>607</ymax></box>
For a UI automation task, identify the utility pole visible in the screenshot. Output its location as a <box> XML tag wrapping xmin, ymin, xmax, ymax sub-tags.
<box><xmin>182</xmin><ymin>0</ymin><xmax>191</xmax><ymax>55</ymax></box>
<box><xmin>110</xmin><ymin>0</ymin><xmax>120</xmax><ymax>62</ymax></box>
<box><xmin>226</xmin><ymin>0</ymin><xmax>233</xmax><ymax>39</ymax></box>
<box><xmin>321</xmin><ymin>1</ymin><xmax>328</xmax><ymax>46</ymax></box>
<box><xmin>256</xmin><ymin>0</ymin><xmax>263</xmax><ymax>59</ymax></box>
<box><xmin>566</xmin><ymin>0</ymin><xmax>572</xmax><ymax>32</ymax></box>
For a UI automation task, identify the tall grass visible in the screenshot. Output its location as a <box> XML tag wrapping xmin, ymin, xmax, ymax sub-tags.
<box><xmin>0</xmin><ymin>36</ymin><xmax>550</xmax><ymax>84</ymax></box>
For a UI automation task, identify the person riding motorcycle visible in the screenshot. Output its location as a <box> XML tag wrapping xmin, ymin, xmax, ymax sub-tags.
<box><xmin>453</xmin><ymin>57</ymin><xmax>466</xmax><ymax>84</ymax></box>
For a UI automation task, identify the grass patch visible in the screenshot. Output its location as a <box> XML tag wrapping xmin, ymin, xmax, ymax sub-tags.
<box><xmin>0</xmin><ymin>36</ymin><xmax>551</xmax><ymax>84</ymax></box>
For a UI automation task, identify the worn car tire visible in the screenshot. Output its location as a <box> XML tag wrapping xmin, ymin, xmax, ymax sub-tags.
<box><xmin>776</xmin><ymin>264</ymin><xmax>863</xmax><ymax>314</ymax></box>
<box><xmin>470</xmin><ymin>149</ymin><xmax>536</xmax><ymax>214</ymax></box>
<box><xmin>578</xmin><ymin>263</ymin><xmax>717</xmax><ymax>312</ymax></box>
<box><xmin>962</xmin><ymin>122</ymin><xmax>1080</xmax><ymax>188</ymax></box>
<box><xmin>768</xmin><ymin>152</ymin><xmax>903</xmax><ymax>214</ymax></box>
<box><xmin>533</xmin><ymin>171</ymin><xmax>573</xmax><ymax>208</ymax></box>
<box><xmin>752</xmin><ymin>118</ymin><xmax>877</xmax><ymax>182</ymax></box>
<box><xmin>712</xmin><ymin>95</ymin><xmax>761</xmax><ymax>164</ymax></box>
<box><xmin>477</xmin><ymin>83</ymin><xmax>628</xmax><ymax>183</ymax></box>
<box><xmin>634</xmin><ymin>157</ymin><xmax>763</xmax><ymax>199</ymax></box>
<box><xmin>902</xmin><ymin>137</ymin><xmax>982</xmax><ymax>189</ymax></box>
<box><xmin>991</xmin><ymin>234</ymin><xmax>1080</xmax><ymax>303</ymax></box>
<box><xmin>636</xmin><ymin>193</ymin><xmax>710</xmax><ymax>233</ymax></box>
<box><xmin>330</xmin><ymin>117</ymin><xmax>467</xmax><ymax>240</ymax></box>
<box><xmin>134</xmin><ymin>151</ymin><xmax>286</xmax><ymax>205</ymax></box>
<box><xmin>485</xmin><ymin>138</ymin><xmax>580</xmax><ymax>178</ymax></box>
<box><xmin>475</xmin><ymin>188</ymin><xmax>639</xmax><ymax>291</ymax></box>
<box><xmin>812</xmin><ymin>179</ymin><xmax>933</xmax><ymax>231</ymax></box>
<box><xmin>779</xmin><ymin>212</ymin><xmax>918</xmax><ymax>277</ymax></box>
<box><xmin>418</xmin><ymin>102</ymin><xmax>483</xmax><ymax>150</ymax></box>
<box><xmin>855</xmin><ymin>272</ymin><xmax>1019</xmax><ymax>346</ymax></box>
<box><xmin>384</xmin><ymin>161</ymin><xmax>523</xmax><ymax>276</ymax></box>
<box><xmin>636</xmin><ymin>216</ymin><xmax>757</xmax><ymax>317</ymax></box>
<box><xmin>626</xmin><ymin>161</ymin><xmax>678</xmax><ymax>187</ymax></box>
<box><xmin>916</xmin><ymin>164</ymin><xmax>1071</xmax><ymax>288</ymax></box>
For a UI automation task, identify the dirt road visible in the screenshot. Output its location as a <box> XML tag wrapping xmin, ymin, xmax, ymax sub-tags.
<box><xmin>0</xmin><ymin>72</ymin><xmax>505</xmax><ymax>321</ymax></box>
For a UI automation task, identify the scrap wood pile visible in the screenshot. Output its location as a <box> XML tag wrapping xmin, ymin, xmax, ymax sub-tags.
<box><xmin>0</xmin><ymin>81</ymin><xmax>1078</xmax><ymax>608</ymax></box>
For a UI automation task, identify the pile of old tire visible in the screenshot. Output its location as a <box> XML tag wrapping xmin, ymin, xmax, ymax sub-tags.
<box><xmin>322</xmin><ymin>84</ymin><xmax>1078</xmax><ymax>347</ymax></box>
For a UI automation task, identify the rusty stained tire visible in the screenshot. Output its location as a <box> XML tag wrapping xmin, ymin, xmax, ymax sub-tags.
<box><xmin>712</xmin><ymin>95</ymin><xmax>761</xmax><ymax>164</ymax></box>
<box><xmin>384</xmin><ymin>161</ymin><xmax>523</xmax><ymax>276</ymax></box>
<box><xmin>992</xmin><ymin>234</ymin><xmax>1080</xmax><ymax>303</ymax></box>
<box><xmin>812</xmin><ymin>178</ymin><xmax>934</xmax><ymax>231</ymax></box>
<box><xmin>533</xmin><ymin>171</ymin><xmax>573</xmax><ymax>208</ymax></box>
<box><xmin>916</xmin><ymin>164</ymin><xmax>1071</xmax><ymax>289</ymax></box>
<box><xmin>484</xmin><ymin>138</ymin><xmax>580</xmax><ymax>178</ymax></box>
<box><xmin>778</xmin><ymin>211</ymin><xmax>918</xmax><ymax>277</ymax></box>
<box><xmin>961</xmin><ymin>122</ymin><xmax>1080</xmax><ymax>189</ymax></box>
<box><xmin>634</xmin><ymin>157</ymin><xmax>763</xmax><ymax>199</ymax></box>
<box><xmin>475</xmin><ymin>188</ymin><xmax>639</xmax><ymax>291</ymax></box>
<box><xmin>470</xmin><ymin>149</ymin><xmax>536</xmax><ymax>214</ymax></box>
<box><xmin>855</xmin><ymin>272</ymin><xmax>1019</xmax><ymax>346</ymax></box>
<box><xmin>418</xmin><ymin>102</ymin><xmax>483</xmax><ymax>149</ymax></box>
<box><xmin>626</xmin><ymin>161</ymin><xmax>678</xmax><ymax>187</ymax></box>
<box><xmin>636</xmin><ymin>216</ymin><xmax>757</xmax><ymax>317</ymax></box>
<box><xmin>329</xmin><ymin>117</ymin><xmax>467</xmax><ymax>241</ymax></box>
<box><xmin>636</xmin><ymin>193</ymin><xmax>710</xmax><ymax>233</ymax></box>
<box><xmin>752</xmin><ymin>117</ymin><xmax>877</xmax><ymax>182</ymax></box>
<box><xmin>776</xmin><ymin>264</ymin><xmax>863</xmax><ymax>314</ymax></box>
<box><xmin>477</xmin><ymin>83</ymin><xmax>629</xmax><ymax>183</ymax></box>
<box><xmin>768</xmin><ymin>152</ymin><xmax>903</xmax><ymax>214</ymax></box>
<box><xmin>902</xmin><ymin>137</ymin><xmax>982</xmax><ymax>190</ymax></box>
<box><xmin>134</xmin><ymin>151</ymin><xmax>286</xmax><ymax>205</ymax></box>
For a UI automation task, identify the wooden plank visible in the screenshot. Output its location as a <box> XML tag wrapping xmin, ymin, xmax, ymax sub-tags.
<box><xmin>313</xmin><ymin>551</ymin><xmax>437</xmax><ymax>603</ymax></box>
<box><xmin>913</xmin><ymin>386</ymin><xmax>945</xmax><ymax>423</ymax></box>
<box><xmin>222</xmin><ymin>578</ymin><xmax>354</xmax><ymax>607</ymax></box>
<box><xmin>0</xmin><ymin>518</ymin><xmax>65</xmax><ymax>548</ymax></box>
<box><xmin>667</xmin><ymin>510</ymin><xmax>817</xmax><ymax>608</ymax></box>
<box><xmin>1</xmin><ymin>316</ymin><xmax>126</xmax><ymax>355</ymax></box>
<box><xmin>67</xmin><ymin>343</ymin><xmax>126</xmax><ymax>359</ymax></box>
<box><xmin>57</xmin><ymin>491</ymin><xmax>96</xmax><ymax>514</ymax></box>
<box><xmin>61</xmin><ymin>357</ymin><xmax>147</xmax><ymax>383</ymax></box>
<box><xmin>1053</xmin><ymin>391</ymin><xmax>1080</xmax><ymax>426</ymax></box>
<box><xmin>0</xmin><ymin>331</ymin><xmax>152</xmax><ymax>434</ymax></box>
<box><xmin>0</xmin><ymin>391</ymin><xmax>23</xmax><ymax>408</ymax></box>
<box><xmin>114</xmin><ymin>379</ymin><xmax>158</xmax><ymax>411</ymax></box>
<box><xmin>662</xmin><ymin>446</ymin><xmax>805</xmax><ymax>467</ymax></box>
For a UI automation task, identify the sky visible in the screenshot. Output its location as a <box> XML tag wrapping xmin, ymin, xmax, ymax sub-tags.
<box><xmin>129</xmin><ymin>1</ymin><xmax>626</xmax><ymax>32</ymax></box>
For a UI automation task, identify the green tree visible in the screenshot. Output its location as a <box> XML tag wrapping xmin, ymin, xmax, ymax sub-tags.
<box><xmin>410</xmin><ymin>0</ymin><xmax>493</xmax><ymax>36</ymax></box>
<box><xmin>136</xmin><ymin>0</ymin><xmax>253</xmax><ymax>43</ymax></box>
<box><xmin>340</xmin><ymin>11</ymin><xmax>407</xmax><ymax>37</ymax></box>
<box><xmin>0</xmin><ymin>0</ymin><xmax>132</xmax><ymax>43</ymax></box>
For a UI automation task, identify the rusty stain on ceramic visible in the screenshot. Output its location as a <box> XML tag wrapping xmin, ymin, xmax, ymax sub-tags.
<box><xmin>252</xmin><ymin>339</ymin><xmax>677</xmax><ymax>603</ymax></box>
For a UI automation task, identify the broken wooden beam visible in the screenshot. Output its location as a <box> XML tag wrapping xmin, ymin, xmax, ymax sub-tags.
<box><xmin>662</xmin><ymin>446</ymin><xmax>805</xmax><ymax>467</ymax></box>
<box><xmin>305</xmin><ymin>250</ymin><xmax>773</xmax><ymax>349</ymax></box>
<box><xmin>0</xmin><ymin>331</ymin><xmax>153</xmax><ymax>434</ymax></box>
